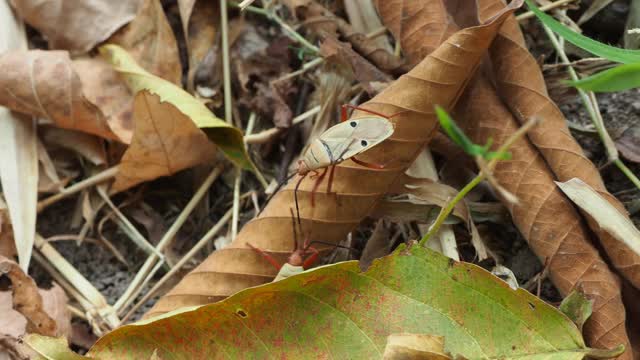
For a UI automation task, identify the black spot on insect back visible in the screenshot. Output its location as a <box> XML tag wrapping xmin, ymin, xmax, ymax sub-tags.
<box><xmin>350</xmin><ymin>121</ymin><xmax>357</xmax><ymax>128</ymax></box>
<box><xmin>361</xmin><ymin>140</ymin><xmax>368</xmax><ymax>146</ymax></box>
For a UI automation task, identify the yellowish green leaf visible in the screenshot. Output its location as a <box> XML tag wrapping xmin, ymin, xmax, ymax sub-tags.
<box><xmin>99</xmin><ymin>44</ymin><xmax>254</xmax><ymax>171</ymax></box>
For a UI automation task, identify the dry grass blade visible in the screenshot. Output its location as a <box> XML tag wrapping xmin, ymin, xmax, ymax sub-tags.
<box><xmin>478</xmin><ymin>0</ymin><xmax>640</xmax><ymax>294</ymax></box>
<box><xmin>145</xmin><ymin>0</ymin><xmax>523</xmax><ymax>317</ymax></box>
<box><xmin>0</xmin><ymin>0</ymin><xmax>37</xmax><ymax>271</ymax></box>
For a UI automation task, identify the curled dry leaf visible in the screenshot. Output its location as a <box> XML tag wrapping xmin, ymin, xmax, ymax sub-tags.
<box><xmin>0</xmin><ymin>50</ymin><xmax>119</xmax><ymax>140</ymax></box>
<box><xmin>615</xmin><ymin>124</ymin><xmax>640</xmax><ymax>163</ymax></box>
<box><xmin>0</xmin><ymin>256</ymin><xmax>57</xmax><ymax>336</ymax></box>
<box><xmin>374</xmin><ymin>0</ymin><xmax>459</xmax><ymax>68</ymax></box>
<box><xmin>0</xmin><ymin>198</ymin><xmax>16</xmax><ymax>259</ymax></box>
<box><xmin>178</xmin><ymin>0</ymin><xmax>218</xmax><ymax>90</ymax></box>
<box><xmin>478</xmin><ymin>0</ymin><xmax>640</xmax><ymax>291</ymax></box>
<box><xmin>320</xmin><ymin>36</ymin><xmax>392</xmax><ymax>95</ymax></box>
<box><xmin>145</xmin><ymin>0</ymin><xmax>522</xmax><ymax>317</ymax></box>
<box><xmin>9</xmin><ymin>0</ymin><xmax>141</xmax><ymax>53</ymax></box>
<box><xmin>455</xmin><ymin>74</ymin><xmax>632</xmax><ymax>357</ymax></box>
<box><xmin>108</xmin><ymin>0</ymin><xmax>182</xmax><ymax>85</ymax></box>
<box><xmin>285</xmin><ymin>1</ymin><xmax>407</xmax><ymax>73</ymax></box>
<box><xmin>112</xmin><ymin>90</ymin><xmax>216</xmax><ymax>192</ymax></box>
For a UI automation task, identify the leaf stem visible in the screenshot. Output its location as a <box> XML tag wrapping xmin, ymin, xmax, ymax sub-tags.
<box><xmin>542</xmin><ymin>24</ymin><xmax>640</xmax><ymax>190</ymax></box>
<box><xmin>228</xmin><ymin>1</ymin><xmax>319</xmax><ymax>54</ymax></box>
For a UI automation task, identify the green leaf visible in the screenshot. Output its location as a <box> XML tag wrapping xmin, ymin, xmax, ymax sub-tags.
<box><xmin>99</xmin><ymin>44</ymin><xmax>255</xmax><ymax>171</ymax></box>
<box><xmin>559</xmin><ymin>291</ymin><xmax>593</xmax><ymax>331</ymax></box>
<box><xmin>27</xmin><ymin>244</ymin><xmax>617</xmax><ymax>359</ymax></box>
<box><xmin>568</xmin><ymin>63</ymin><xmax>640</xmax><ymax>91</ymax></box>
<box><xmin>525</xmin><ymin>0</ymin><xmax>640</xmax><ymax>64</ymax></box>
<box><xmin>436</xmin><ymin>106</ymin><xmax>510</xmax><ymax>160</ymax></box>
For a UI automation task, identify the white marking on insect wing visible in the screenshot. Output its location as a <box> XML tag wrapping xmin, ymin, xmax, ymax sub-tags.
<box><xmin>318</xmin><ymin>116</ymin><xmax>394</xmax><ymax>161</ymax></box>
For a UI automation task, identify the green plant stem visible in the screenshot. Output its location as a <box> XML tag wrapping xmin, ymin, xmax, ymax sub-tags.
<box><xmin>542</xmin><ymin>23</ymin><xmax>640</xmax><ymax>190</ymax></box>
<box><xmin>419</xmin><ymin>175</ymin><xmax>483</xmax><ymax>246</ymax></box>
<box><xmin>228</xmin><ymin>1</ymin><xmax>319</xmax><ymax>54</ymax></box>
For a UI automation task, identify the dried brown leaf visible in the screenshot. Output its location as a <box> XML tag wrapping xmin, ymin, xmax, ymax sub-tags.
<box><xmin>320</xmin><ymin>36</ymin><xmax>392</xmax><ymax>95</ymax></box>
<box><xmin>374</xmin><ymin>0</ymin><xmax>458</xmax><ymax>68</ymax></box>
<box><xmin>108</xmin><ymin>0</ymin><xmax>182</xmax><ymax>85</ymax></box>
<box><xmin>178</xmin><ymin>0</ymin><xmax>219</xmax><ymax>91</ymax></box>
<box><xmin>145</xmin><ymin>1</ymin><xmax>522</xmax><ymax>317</ymax></box>
<box><xmin>0</xmin><ymin>50</ymin><xmax>119</xmax><ymax>140</ymax></box>
<box><xmin>455</xmin><ymin>73</ymin><xmax>632</xmax><ymax>358</ymax></box>
<box><xmin>615</xmin><ymin>125</ymin><xmax>640</xmax><ymax>163</ymax></box>
<box><xmin>9</xmin><ymin>0</ymin><xmax>140</xmax><ymax>53</ymax></box>
<box><xmin>0</xmin><ymin>256</ymin><xmax>57</xmax><ymax>336</ymax></box>
<box><xmin>73</xmin><ymin>58</ymin><xmax>134</xmax><ymax>143</ymax></box>
<box><xmin>0</xmin><ymin>199</ymin><xmax>16</xmax><ymax>259</ymax></box>
<box><xmin>478</xmin><ymin>0</ymin><xmax>640</xmax><ymax>299</ymax></box>
<box><xmin>287</xmin><ymin>1</ymin><xmax>407</xmax><ymax>73</ymax></box>
<box><xmin>112</xmin><ymin>91</ymin><xmax>216</xmax><ymax>192</ymax></box>
<box><xmin>41</xmin><ymin>127</ymin><xmax>107</xmax><ymax>166</ymax></box>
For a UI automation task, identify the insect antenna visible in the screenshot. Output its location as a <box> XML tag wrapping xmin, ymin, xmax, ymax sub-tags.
<box><xmin>289</xmin><ymin>208</ymin><xmax>300</xmax><ymax>252</ymax></box>
<box><xmin>294</xmin><ymin>172</ymin><xmax>307</xmax><ymax>228</ymax></box>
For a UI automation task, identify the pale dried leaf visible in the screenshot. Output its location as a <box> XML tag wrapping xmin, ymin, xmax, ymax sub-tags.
<box><xmin>0</xmin><ymin>1</ymin><xmax>37</xmax><ymax>271</ymax></box>
<box><xmin>557</xmin><ymin>178</ymin><xmax>640</xmax><ymax>259</ymax></box>
<box><xmin>113</xmin><ymin>91</ymin><xmax>217</xmax><ymax>192</ymax></box>
<box><xmin>109</xmin><ymin>0</ymin><xmax>182</xmax><ymax>85</ymax></box>
<box><xmin>9</xmin><ymin>0</ymin><xmax>141</xmax><ymax>53</ymax></box>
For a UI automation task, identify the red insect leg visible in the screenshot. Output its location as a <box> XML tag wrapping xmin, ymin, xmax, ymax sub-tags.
<box><xmin>247</xmin><ymin>243</ymin><xmax>282</xmax><ymax>271</ymax></box>
<box><xmin>341</xmin><ymin>104</ymin><xmax>408</xmax><ymax>121</ymax></box>
<box><xmin>351</xmin><ymin>156</ymin><xmax>387</xmax><ymax>170</ymax></box>
<box><xmin>302</xmin><ymin>246</ymin><xmax>320</xmax><ymax>269</ymax></box>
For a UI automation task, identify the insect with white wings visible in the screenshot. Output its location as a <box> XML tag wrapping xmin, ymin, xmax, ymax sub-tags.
<box><xmin>293</xmin><ymin>104</ymin><xmax>399</xmax><ymax>206</ymax></box>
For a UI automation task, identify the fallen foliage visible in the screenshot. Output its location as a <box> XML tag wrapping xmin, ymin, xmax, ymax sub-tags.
<box><xmin>146</xmin><ymin>0</ymin><xmax>522</xmax><ymax>317</ymax></box>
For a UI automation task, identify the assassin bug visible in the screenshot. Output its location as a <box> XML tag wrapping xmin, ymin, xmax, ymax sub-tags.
<box><xmin>292</xmin><ymin>104</ymin><xmax>402</xmax><ymax>217</ymax></box>
<box><xmin>248</xmin><ymin>209</ymin><xmax>358</xmax><ymax>281</ymax></box>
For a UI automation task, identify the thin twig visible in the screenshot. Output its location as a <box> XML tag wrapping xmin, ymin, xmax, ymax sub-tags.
<box><xmin>36</xmin><ymin>166</ymin><xmax>119</xmax><ymax>213</ymax></box>
<box><xmin>244</xmin><ymin>105</ymin><xmax>321</xmax><ymax>144</ymax></box>
<box><xmin>120</xmin><ymin>209</ymin><xmax>233</xmax><ymax>323</ymax></box>
<box><xmin>231</xmin><ymin>167</ymin><xmax>242</xmax><ymax>240</ymax></box>
<box><xmin>542</xmin><ymin>24</ymin><xmax>640</xmax><ymax>190</ymax></box>
<box><xmin>221</xmin><ymin>0</ymin><xmax>233</xmax><ymax>124</ymax></box>
<box><xmin>114</xmin><ymin>164</ymin><xmax>225</xmax><ymax>314</ymax></box>
<box><xmin>516</xmin><ymin>0</ymin><xmax>578</xmax><ymax>21</ymax></box>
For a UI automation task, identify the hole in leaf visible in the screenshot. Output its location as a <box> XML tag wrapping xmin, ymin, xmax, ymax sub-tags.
<box><xmin>236</xmin><ymin>309</ymin><xmax>248</xmax><ymax>318</ymax></box>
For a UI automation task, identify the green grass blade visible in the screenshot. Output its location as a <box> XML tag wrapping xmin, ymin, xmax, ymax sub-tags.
<box><xmin>435</xmin><ymin>106</ymin><xmax>480</xmax><ymax>156</ymax></box>
<box><xmin>525</xmin><ymin>0</ymin><xmax>640</xmax><ymax>64</ymax></box>
<box><xmin>569</xmin><ymin>63</ymin><xmax>640</xmax><ymax>91</ymax></box>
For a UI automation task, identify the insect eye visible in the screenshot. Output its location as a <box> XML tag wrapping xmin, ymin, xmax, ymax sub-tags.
<box><xmin>361</xmin><ymin>140</ymin><xmax>368</xmax><ymax>147</ymax></box>
<box><xmin>350</xmin><ymin>121</ymin><xmax>357</xmax><ymax>128</ymax></box>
